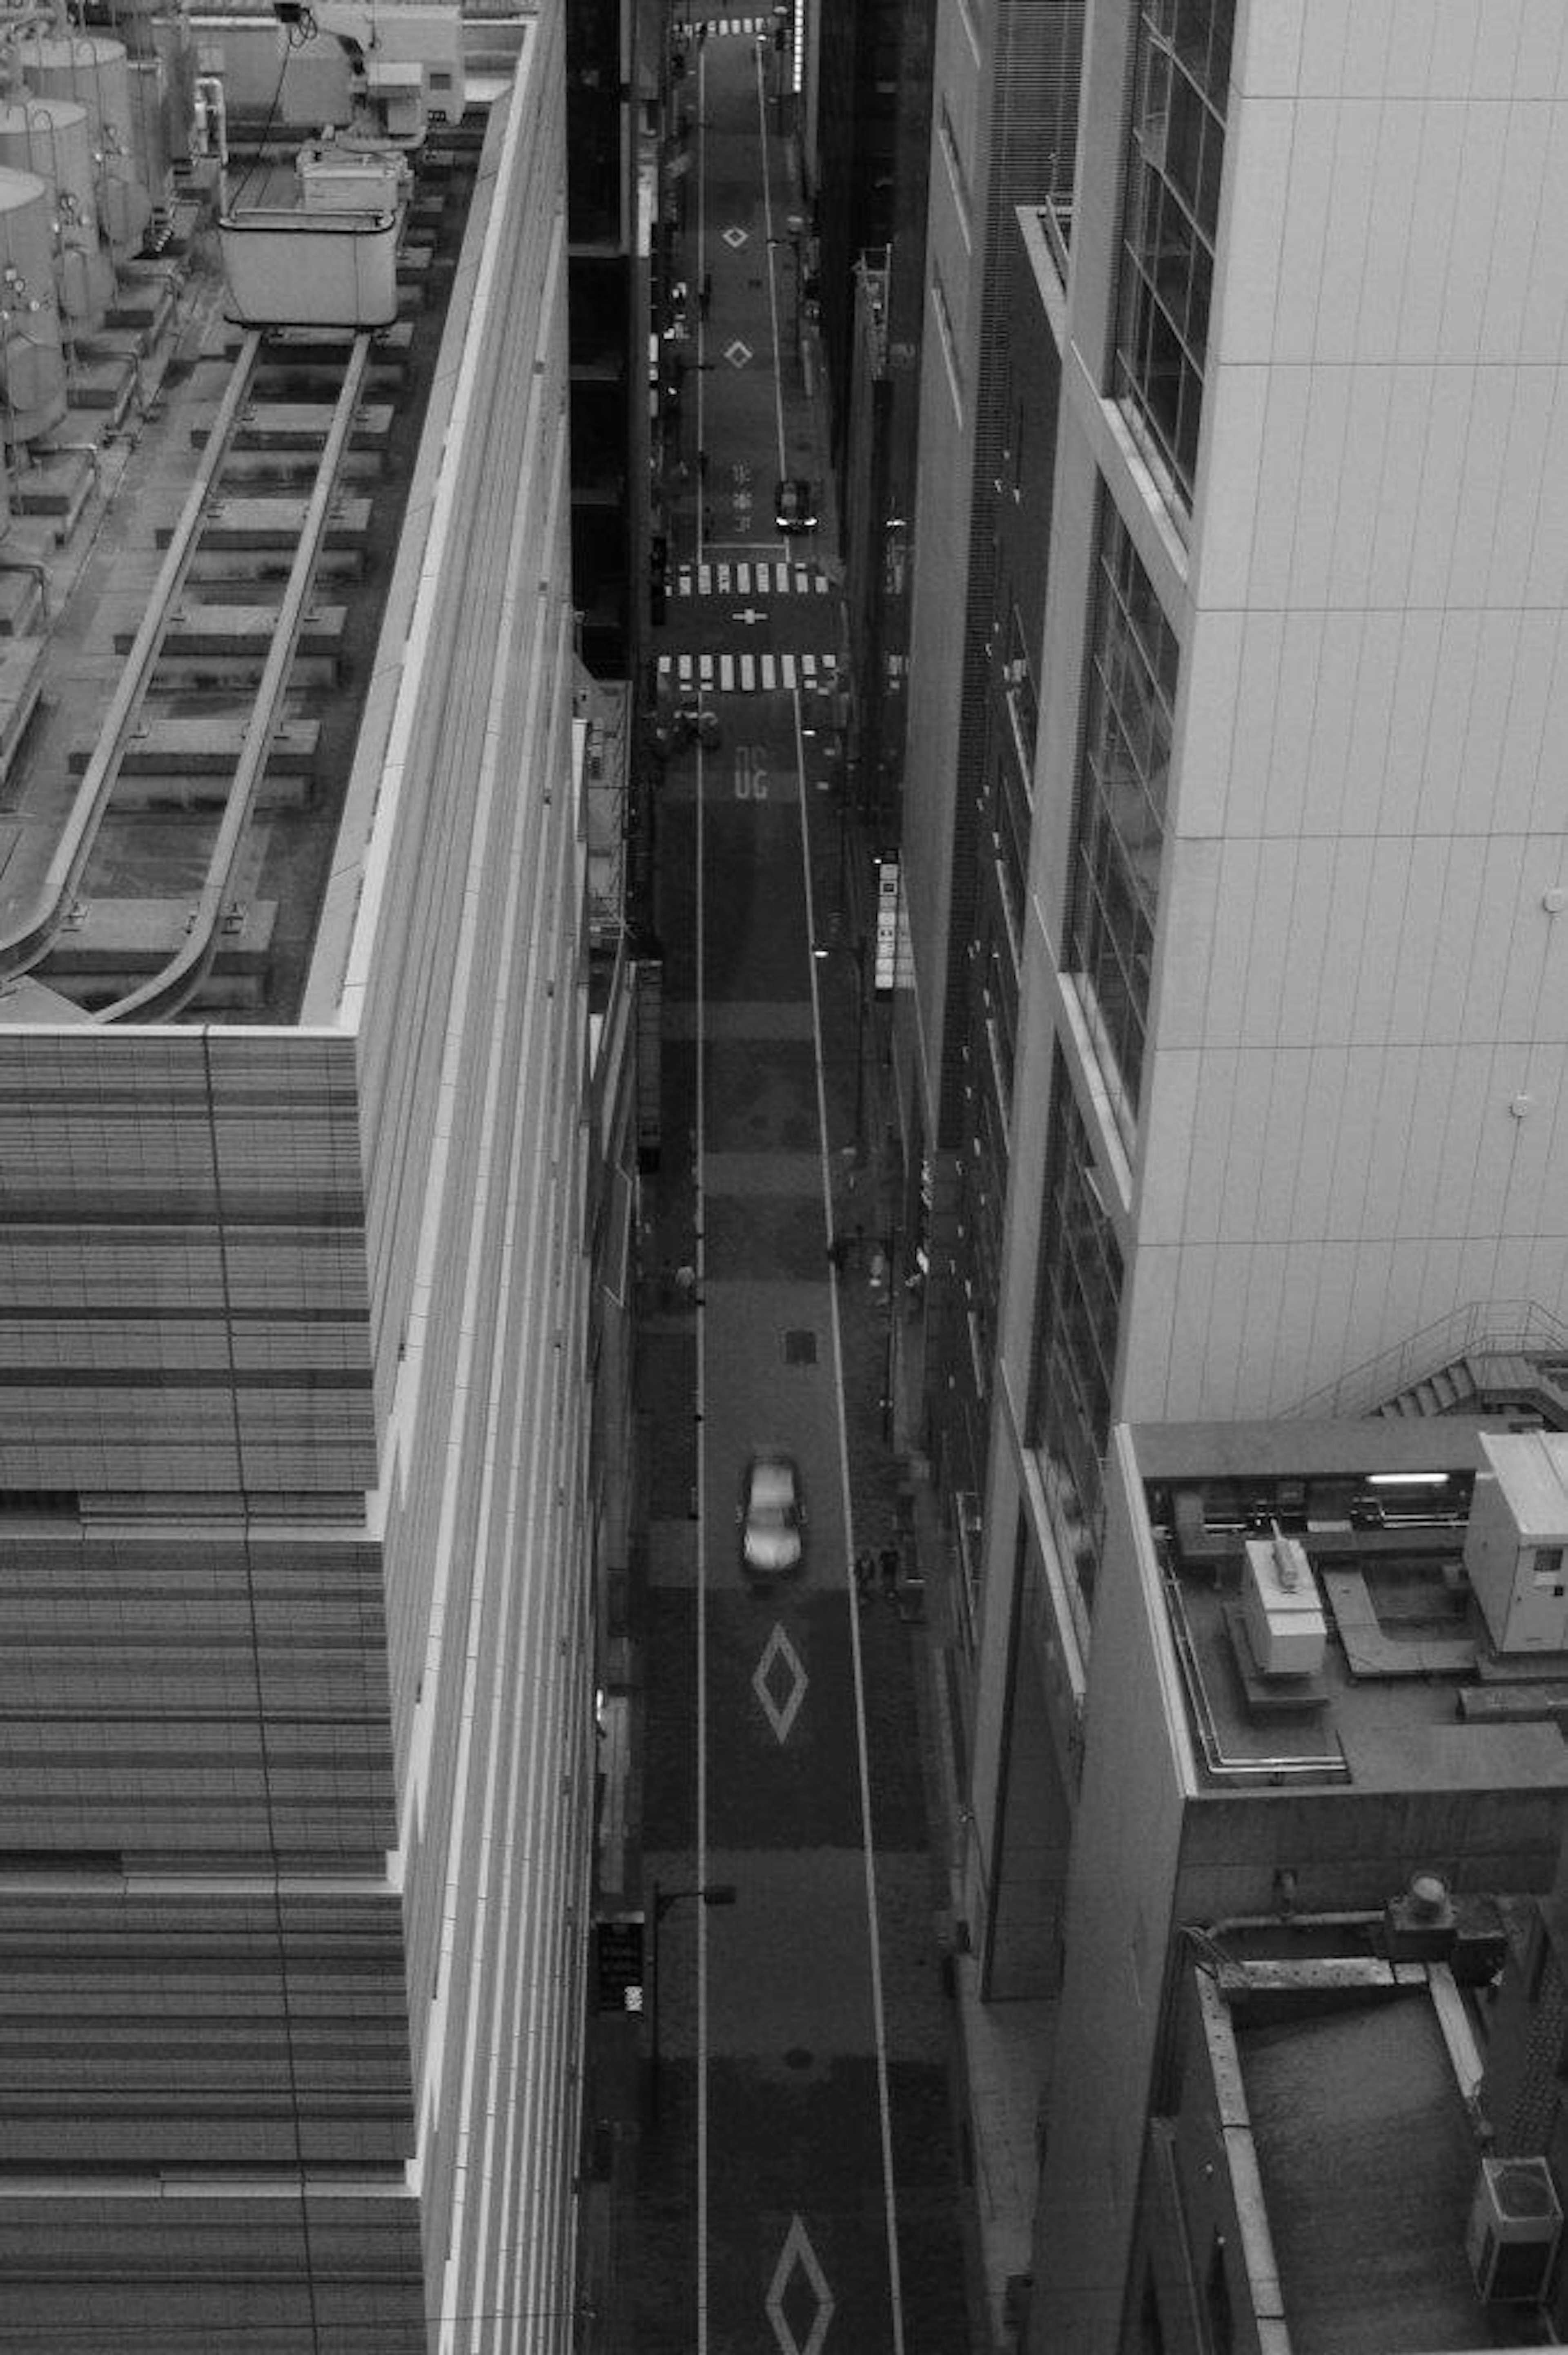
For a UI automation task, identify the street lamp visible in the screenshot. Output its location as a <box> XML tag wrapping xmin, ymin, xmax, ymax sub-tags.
<box><xmin>648</xmin><ymin>1878</ymin><xmax>737</xmax><ymax>2125</ymax></box>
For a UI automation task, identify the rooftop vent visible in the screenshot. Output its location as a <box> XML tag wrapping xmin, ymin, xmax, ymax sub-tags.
<box><xmin>1466</xmin><ymin>2157</ymin><xmax>1561</xmax><ymax>2303</ymax></box>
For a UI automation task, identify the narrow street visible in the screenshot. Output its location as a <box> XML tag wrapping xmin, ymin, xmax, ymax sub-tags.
<box><xmin>598</xmin><ymin>12</ymin><xmax>980</xmax><ymax>2354</ymax></box>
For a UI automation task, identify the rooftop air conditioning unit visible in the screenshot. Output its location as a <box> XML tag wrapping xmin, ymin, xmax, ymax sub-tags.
<box><xmin>1466</xmin><ymin>2157</ymin><xmax>1561</xmax><ymax>2303</ymax></box>
<box><xmin>1464</xmin><ymin>1432</ymin><xmax>1568</xmax><ymax>1653</ymax></box>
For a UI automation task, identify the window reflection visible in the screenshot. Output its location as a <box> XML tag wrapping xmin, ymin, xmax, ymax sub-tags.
<box><xmin>1113</xmin><ymin>0</ymin><xmax>1233</xmax><ymax>508</ymax></box>
<box><xmin>1030</xmin><ymin>1055</ymin><xmax>1123</xmax><ymax>1623</ymax></box>
<box><xmin>1066</xmin><ymin>501</ymin><xmax>1178</xmax><ymax>1137</ymax></box>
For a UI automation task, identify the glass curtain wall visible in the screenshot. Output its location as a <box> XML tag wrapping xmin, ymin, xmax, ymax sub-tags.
<box><xmin>1111</xmin><ymin>0</ymin><xmax>1233</xmax><ymax>509</ymax></box>
<box><xmin>1028</xmin><ymin>1050</ymin><xmax>1124</xmax><ymax>1630</ymax></box>
<box><xmin>1064</xmin><ymin>498</ymin><xmax>1178</xmax><ymax>1143</ymax></box>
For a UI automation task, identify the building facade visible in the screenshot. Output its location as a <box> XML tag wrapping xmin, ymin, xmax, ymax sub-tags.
<box><xmin>951</xmin><ymin>0</ymin><xmax>1568</xmax><ymax>2001</ymax></box>
<box><xmin>1029</xmin><ymin>1417</ymin><xmax>1568</xmax><ymax>2355</ymax></box>
<box><xmin>0</xmin><ymin>26</ymin><xmax>597</xmax><ymax>2348</ymax></box>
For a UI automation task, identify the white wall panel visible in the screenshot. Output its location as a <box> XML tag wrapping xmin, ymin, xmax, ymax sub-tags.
<box><xmin>1290</xmin><ymin>369</ymin><xmax>1350</xmax><ymax>603</ymax></box>
<box><xmin>1316</xmin><ymin>103</ymin><xmax>1378</xmax><ymax>361</ymax></box>
<box><xmin>1480</xmin><ymin>104</ymin><xmax>1548</xmax><ymax>357</ymax></box>
<box><xmin>1376</xmin><ymin>609</ymin><xmax>1442</xmax><ymax>833</ymax></box>
<box><xmin>1363</xmin><ymin>367</ymin><xmax>1428</xmax><ymax>600</ymax></box>
<box><xmin>1192</xmin><ymin>366</ymin><xmax>1269</xmax><ymax>602</ymax></box>
<box><xmin>1177</xmin><ymin>1049</ymin><xmax>1239</xmax><ymax>1246</ymax></box>
<box><xmin>1217</xmin><ymin>1056</ymin><xmax>1273</xmax><ymax>1240</ymax></box>
<box><xmin>1247</xmin><ymin>367</ymin><xmax>1310</xmax><ymax>605</ymax></box>
<box><xmin>1237</xmin><ymin>841</ymin><xmax>1299</xmax><ymax>1045</ymax></box>
<box><xmin>1274</xmin><ymin>107</ymin><xmax>1337</xmax><ymax>362</ymax></box>
<box><xmin>1200</xmin><ymin>839</ymin><xmax>1259</xmax><ymax>1043</ymax></box>
<box><xmin>1136</xmin><ymin>1049</ymin><xmax>1200</xmax><ymax>1244</ymax></box>
<box><xmin>1261</xmin><ymin>610</ymin><xmax>1319</xmax><ymax>834</ymax></box>
<box><xmin>1257</xmin><ymin>1052</ymin><xmax>1310</xmax><ymax>1241</ymax></box>
<box><xmin>1293</xmin><ymin>0</ymin><xmax>1348</xmax><ymax>92</ymax></box>
<box><xmin>1517</xmin><ymin>0</ymin><xmax>1568</xmax><ymax>100</ymax></box>
<box><xmin>1461</xmin><ymin>834</ymin><xmax>1529</xmax><ymax>1041</ymax></box>
<box><xmin>1356</xmin><ymin>103</ymin><xmax>1422</xmax><ymax>359</ymax></box>
<box><xmin>1313</xmin><ymin>843</ymin><xmax>1373</xmax><ymax>1037</ymax></box>
<box><xmin>1404</xmin><ymin>368</ymin><xmax>1473</xmax><ymax>597</ymax></box>
<box><xmin>1321</xmin><ymin>1046</ymin><xmax>1381</xmax><ymax>1233</ymax></box>
<box><xmin>1234</xmin><ymin>0</ymin><xmax>1305</xmax><ymax>96</ymax></box>
<box><xmin>1234</xmin><ymin>1243</ymin><xmax>1289</xmax><ymax>1411</ymax></box>
<box><xmin>1385</xmin><ymin>838</ymin><xmax>1450</xmax><ymax>1043</ymax></box>
<box><xmin>1523</xmin><ymin>383</ymin><xmax>1568</xmax><ymax>608</ymax></box>
<box><xmin>1222</xmin><ymin>607</ymin><xmax>1282</xmax><ymax>829</ymax></box>
<box><xmin>1324</xmin><ymin>372</ymin><xmax>1388</xmax><ymax>605</ymax></box>
<box><xmin>1152</xmin><ymin>837</ymin><xmax>1222</xmax><ymax>1049</ymax></box>
<box><xmin>1388</xmin><ymin>0</ymin><xmax>1436</xmax><ymax>97</ymax></box>
<box><xmin>1174</xmin><ymin>613</ymin><xmax>1242</xmax><ymax>837</ymax></box>
<box><xmin>1209</xmin><ymin>100</ymin><xmax>1292</xmax><ymax>365</ymax></box>
<box><xmin>1440</xmin><ymin>105</ymin><xmax>1508</xmax><ymax>357</ymax></box>
<box><xmin>1277</xmin><ymin>840</ymin><xmax>1336</xmax><ymax>1044</ymax></box>
<box><xmin>1427</xmin><ymin>1044</ymin><xmax>1492</xmax><ymax>1233</ymax></box>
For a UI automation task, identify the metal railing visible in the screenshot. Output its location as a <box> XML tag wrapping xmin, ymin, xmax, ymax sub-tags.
<box><xmin>1286</xmin><ymin>1298</ymin><xmax>1568</xmax><ymax>1421</ymax></box>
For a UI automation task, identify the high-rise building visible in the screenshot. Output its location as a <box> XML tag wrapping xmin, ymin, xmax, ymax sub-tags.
<box><xmin>0</xmin><ymin>12</ymin><xmax>599</xmax><ymax>2344</ymax></box>
<box><xmin>889</xmin><ymin>0</ymin><xmax>1568</xmax><ymax>1998</ymax></box>
<box><xmin>1030</xmin><ymin>1415</ymin><xmax>1568</xmax><ymax>2353</ymax></box>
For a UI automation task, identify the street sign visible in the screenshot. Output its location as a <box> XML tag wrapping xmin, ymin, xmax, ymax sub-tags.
<box><xmin>873</xmin><ymin>854</ymin><xmax>900</xmax><ymax>997</ymax></box>
<box><xmin>595</xmin><ymin>1913</ymin><xmax>646</xmax><ymax>2012</ymax></box>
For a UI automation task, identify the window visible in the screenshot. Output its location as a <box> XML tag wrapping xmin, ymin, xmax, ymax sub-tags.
<box><xmin>1065</xmin><ymin>500</ymin><xmax>1178</xmax><ymax>1138</ymax></box>
<box><xmin>1112</xmin><ymin>0</ymin><xmax>1234</xmax><ymax>508</ymax></box>
<box><xmin>1029</xmin><ymin>1053</ymin><xmax>1123</xmax><ymax>1623</ymax></box>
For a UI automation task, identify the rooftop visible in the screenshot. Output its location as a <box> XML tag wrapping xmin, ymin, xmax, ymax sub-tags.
<box><xmin>0</xmin><ymin>29</ymin><xmax>496</xmax><ymax>1030</ymax></box>
<box><xmin>1193</xmin><ymin>1946</ymin><xmax>1546</xmax><ymax>2355</ymax></box>
<box><xmin>1128</xmin><ymin>1421</ymin><xmax>1568</xmax><ymax>1797</ymax></box>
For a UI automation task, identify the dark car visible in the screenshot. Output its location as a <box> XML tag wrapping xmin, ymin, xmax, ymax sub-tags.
<box><xmin>738</xmin><ymin>1451</ymin><xmax>806</xmax><ymax>1574</ymax></box>
<box><xmin>774</xmin><ymin>476</ymin><xmax>817</xmax><ymax>533</ymax></box>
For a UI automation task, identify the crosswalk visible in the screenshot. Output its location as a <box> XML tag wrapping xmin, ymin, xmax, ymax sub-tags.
<box><xmin>657</xmin><ymin>649</ymin><xmax>840</xmax><ymax>694</ymax></box>
<box><xmin>674</xmin><ymin>560</ymin><xmax>830</xmax><ymax>598</ymax></box>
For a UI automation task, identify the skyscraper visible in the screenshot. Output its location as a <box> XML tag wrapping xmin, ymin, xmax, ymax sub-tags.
<box><xmin>891</xmin><ymin>0</ymin><xmax>1568</xmax><ymax>2000</ymax></box>
<box><xmin>0</xmin><ymin>13</ymin><xmax>597</xmax><ymax>2344</ymax></box>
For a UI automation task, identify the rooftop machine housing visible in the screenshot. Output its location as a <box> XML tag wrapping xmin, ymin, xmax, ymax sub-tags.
<box><xmin>1464</xmin><ymin>1431</ymin><xmax>1568</xmax><ymax>1655</ymax></box>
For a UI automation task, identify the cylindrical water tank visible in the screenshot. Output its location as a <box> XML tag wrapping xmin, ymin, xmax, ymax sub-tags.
<box><xmin>0</xmin><ymin>167</ymin><xmax>66</xmax><ymax>444</ymax></box>
<box><xmin>15</xmin><ymin>36</ymin><xmax>151</xmax><ymax>258</ymax></box>
<box><xmin>0</xmin><ymin>99</ymin><xmax>112</xmax><ymax>329</ymax></box>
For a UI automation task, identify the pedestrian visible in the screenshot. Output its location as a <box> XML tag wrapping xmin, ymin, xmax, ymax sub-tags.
<box><xmin>878</xmin><ymin>1541</ymin><xmax>900</xmax><ymax>1602</ymax></box>
<box><xmin>697</xmin><ymin>19</ymin><xmax>707</xmax><ymax>44</ymax></box>
<box><xmin>699</xmin><ymin>270</ymin><xmax>712</xmax><ymax>320</ymax></box>
<box><xmin>853</xmin><ymin>1549</ymin><xmax>875</xmax><ymax>1606</ymax></box>
<box><xmin>674</xmin><ymin>1260</ymin><xmax>697</xmax><ymax>1304</ymax></box>
<box><xmin>828</xmin><ymin>1235</ymin><xmax>849</xmax><ymax>1277</ymax></box>
<box><xmin>696</xmin><ymin>445</ymin><xmax>708</xmax><ymax>482</ymax></box>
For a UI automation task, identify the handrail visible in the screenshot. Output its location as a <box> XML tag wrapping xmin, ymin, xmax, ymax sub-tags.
<box><xmin>0</xmin><ymin>331</ymin><xmax>263</xmax><ymax>979</ymax></box>
<box><xmin>1285</xmin><ymin>1299</ymin><xmax>1568</xmax><ymax>1421</ymax></box>
<box><xmin>96</xmin><ymin>334</ymin><xmax>372</xmax><ymax>1023</ymax></box>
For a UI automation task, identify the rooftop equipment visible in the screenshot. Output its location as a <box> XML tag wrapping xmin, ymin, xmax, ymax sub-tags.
<box><xmin>1463</xmin><ymin>1431</ymin><xmax>1568</xmax><ymax>1654</ymax></box>
<box><xmin>1466</xmin><ymin>2157</ymin><xmax>1561</xmax><ymax>2303</ymax></box>
<box><xmin>1241</xmin><ymin>1527</ymin><xmax>1326</xmax><ymax>1678</ymax></box>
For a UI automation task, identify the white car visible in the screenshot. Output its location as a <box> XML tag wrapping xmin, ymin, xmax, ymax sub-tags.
<box><xmin>738</xmin><ymin>1452</ymin><xmax>806</xmax><ymax>1575</ymax></box>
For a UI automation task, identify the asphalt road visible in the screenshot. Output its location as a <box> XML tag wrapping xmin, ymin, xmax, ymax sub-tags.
<box><xmin>625</xmin><ymin>16</ymin><xmax>978</xmax><ymax>2355</ymax></box>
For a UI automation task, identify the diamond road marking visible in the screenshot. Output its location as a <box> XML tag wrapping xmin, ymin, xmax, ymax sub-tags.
<box><xmin>725</xmin><ymin>337</ymin><xmax>754</xmax><ymax>369</ymax></box>
<box><xmin>752</xmin><ymin>1623</ymin><xmax>807</xmax><ymax>1743</ymax></box>
<box><xmin>765</xmin><ymin>2215</ymin><xmax>835</xmax><ymax>2355</ymax></box>
<box><xmin>723</xmin><ymin>224</ymin><xmax>749</xmax><ymax>249</ymax></box>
